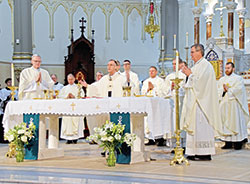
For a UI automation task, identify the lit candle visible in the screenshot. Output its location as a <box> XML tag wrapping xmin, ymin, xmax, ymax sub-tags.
<box><xmin>173</xmin><ymin>34</ymin><xmax>176</xmax><ymax>49</ymax></box>
<box><xmin>195</xmin><ymin>0</ymin><xmax>198</xmax><ymax>7</ymax></box>
<box><xmin>11</xmin><ymin>63</ymin><xmax>15</xmax><ymax>86</ymax></box>
<box><xmin>161</xmin><ymin>35</ymin><xmax>164</xmax><ymax>50</ymax></box>
<box><xmin>175</xmin><ymin>50</ymin><xmax>179</xmax><ymax>78</ymax></box>
<box><xmin>186</xmin><ymin>32</ymin><xmax>189</xmax><ymax>47</ymax></box>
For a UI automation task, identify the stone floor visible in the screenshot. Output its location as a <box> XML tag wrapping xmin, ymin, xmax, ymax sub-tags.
<box><xmin>0</xmin><ymin>140</ymin><xmax>249</xmax><ymax>184</ymax></box>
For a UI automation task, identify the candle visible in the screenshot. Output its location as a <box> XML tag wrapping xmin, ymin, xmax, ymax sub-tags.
<box><xmin>195</xmin><ymin>0</ymin><xmax>198</xmax><ymax>6</ymax></box>
<box><xmin>11</xmin><ymin>63</ymin><xmax>15</xmax><ymax>86</ymax></box>
<box><xmin>161</xmin><ymin>35</ymin><xmax>164</xmax><ymax>50</ymax></box>
<box><xmin>175</xmin><ymin>50</ymin><xmax>179</xmax><ymax>78</ymax></box>
<box><xmin>186</xmin><ymin>32</ymin><xmax>189</xmax><ymax>47</ymax></box>
<box><xmin>173</xmin><ymin>34</ymin><xmax>176</xmax><ymax>49</ymax></box>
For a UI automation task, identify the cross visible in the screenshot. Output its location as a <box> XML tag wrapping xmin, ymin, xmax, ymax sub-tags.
<box><xmin>96</xmin><ymin>105</ymin><xmax>100</xmax><ymax>109</ymax></box>
<box><xmin>118</xmin><ymin>116</ymin><xmax>122</xmax><ymax>124</ymax></box>
<box><xmin>48</xmin><ymin>106</ymin><xmax>52</xmax><ymax>110</ymax></box>
<box><xmin>116</xmin><ymin>104</ymin><xmax>121</xmax><ymax>109</ymax></box>
<box><xmin>29</xmin><ymin>106</ymin><xmax>32</xmax><ymax>110</ymax></box>
<box><xmin>79</xmin><ymin>17</ymin><xmax>86</xmax><ymax>36</ymax></box>
<box><xmin>215</xmin><ymin>1</ymin><xmax>226</xmax><ymax>37</ymax></box>
<box><xmin>70</xmin><ymin>102</ymin><xmax>76</xmax><ymax>111</ymax></box>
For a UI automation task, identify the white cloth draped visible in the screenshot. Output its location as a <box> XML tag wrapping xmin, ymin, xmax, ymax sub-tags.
<box><xmin>218</xmin><ymin>73</ymin><xmax>249</xmax><ymax>142</ymax></box>
<box><xmin>18</xmin><ymin>67</ymin><xmax>54</xmax><ymax>100</ymax></box>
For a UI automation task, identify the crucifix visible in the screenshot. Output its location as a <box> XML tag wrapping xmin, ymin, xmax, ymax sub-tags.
<box><xmin>79</xmin><ymin>17</ymin><xmax>86</xmax><ymax>36</ymax></box>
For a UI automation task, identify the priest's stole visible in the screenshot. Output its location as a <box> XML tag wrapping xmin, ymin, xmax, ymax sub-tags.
<box><xmin>23</xmin><ymin>114</ymin><xmax>39</xmax><ymax>160</ymax></box>
<box><xmin>110</xmin><ymin>112</ymin><xmax>131</xmax><ymax>164</ymax></box>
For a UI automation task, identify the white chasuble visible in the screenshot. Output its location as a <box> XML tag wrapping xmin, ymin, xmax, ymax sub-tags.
<box><xmin>59</xmin><ymin>84</ymin><xmax>85</xmax><ymax>140</ymax></box>
<box><xmin>180</xmin><ymin>58</ymin><xmax>223</xmax><ymax>156</ymax></box>
<box><xmin>141</xmin><ymin>76</ymin><xmax>166</xmax><ymax>97</ymax></box>
<box><xmin>18</xmin><ymin>67</ymin><xmax>54</xmax><ymax>100</ymax></box>
<box><xmin>218</xmin><ymin>73</ymin><xmax>249</xmax><ymax>142</ymax></box>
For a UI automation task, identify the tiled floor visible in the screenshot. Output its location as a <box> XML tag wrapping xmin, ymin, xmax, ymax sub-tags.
<box><xmin>0</xmin><ymin>140</ymin><xmax>249</xmax><ymax>184</ymax></box>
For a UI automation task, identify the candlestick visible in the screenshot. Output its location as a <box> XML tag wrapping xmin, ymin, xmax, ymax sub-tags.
<box><xmin>11</xmin><ymin>63</ymin><xmax>15</xmax><ymax>86</ymax></box>
<box><xmin>186</xmin><ymin>32</ymin><xmax>189</xmax><ymax>47</ymax></box>
<box><xmin>173</xmin><ymin>34</ymin><xmax>176</xmax><ymax>49</ymax></box>
<box><xmin>161</xmin><ymin>35</ymin><xmax>165</xmax><ymax>50</ymax></box>
<box><xmin>175</xmin><ymin>50</ymin><xmax>179</xmax><ymax>78</ymax></box>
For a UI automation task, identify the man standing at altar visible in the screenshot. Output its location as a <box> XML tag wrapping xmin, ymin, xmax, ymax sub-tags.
<box><xmin>141</xmin><ymin>66</ymin><xmax>166</xmax><ymax>146</ymax></box>
<box><xmin>122</xmin><ymin>60</ymin><xmax>140</xmax><ymax>95</ymax></box>
<box><xmin>59</xmin><ymin>74</ymin><xmax>85</xmax><ymax>144</ymax></box>
<box><xmin>18</xmin><ymin>54</ymin><xmax>54</xmax><ymax>100</ymax></box>
<box><xmin>81</xmin><ymin>59</ymin><xmax>126</xmax><ymax>97</ymax></box>
<box><xmin>51</xmin><ymin>74</ymin><xmax>64</xmax><ymax>91</ymax></box>
<box><xmin>141</xmin><ymin>66</ymin><xmax>165</xmax><ymax>97</ymax></box>
<box><xmin>164</xmin><ymin>58</ymin><xmax>186</xmax><ymax>148</ymax></box>
<box><xmin>181</xmin><ymin>44</ymin><xmax>223</xmax><ymax>161</ymax></box>
<box><xmin>86</xmin><ymin>71</ymin><xmax>103</xmax><ymax>97</ymax></box>
<box><xmin>218</xmin><ymin>62</ymin><xmax>249</xmax><ymax>150</ymax></box>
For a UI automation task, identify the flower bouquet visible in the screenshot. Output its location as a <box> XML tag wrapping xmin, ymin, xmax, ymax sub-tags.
<box><xmin>87</xmin><ymin>120</ymin><xmax>136</xmax><ymax>166</ymax></box>
<box><xmin>4</xmin><ymin>122</ymin><xmax>36</xmax><ymax>162</ymax></box>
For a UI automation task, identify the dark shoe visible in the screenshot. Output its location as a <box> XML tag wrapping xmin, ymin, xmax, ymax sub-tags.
<box><xmin>101</xmin><ymin>151</ymin><xmax>106</xmax><ymax>157</ymax></box>
<box><xmin>233</xmin><ymin>141</ymin><xmax>243</xmax><ymax>150</ymax></box>
<box><xmin>243</xmin><ymin>138</ymin><xmax>248</xmax><ymax>143</ymax></box>
<box><xmin>171</xmin><ymin>149</ymin><xmax>175</xmax><ymax>154</ymax></box>
<box><xmin>196</xmin><ymin>155</ymin><xmax>212</xmax><ymax>161</ymax></box>
<box><xmin>186</xmin><ymin>155</ymin><xmax>196</xmax><ymax>160</ymax></box>
<box><xmin>72</xmin><ymin>139</ymin><xmax>78</xmax><ymax>144</ymax></box>
<box><xmin>156</xmin><ymin>138</ymin><xmax>165</xmax><ymax>146</ymax></box>
<box><xmin>66</xmin><ymin>140</ymin><xmax>72</xmax><ymax>144</ymax></box>
<box><xmin>145</xmin><ymin>139</ymin><xmax>156</xmax><ymax>146</ymax></box>
<box><xmin>221</xmin><ymin>141</ymin><xmax>233</xmax><ymax>149</ymax></box>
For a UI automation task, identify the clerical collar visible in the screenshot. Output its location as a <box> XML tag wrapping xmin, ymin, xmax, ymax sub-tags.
<box><xmin>109</xmin><ymin>72</ymin><xmax>118</xmax><ymax>80</ymax></box>
<box><xmin>54</xmin><ymin>82</ymin><xmax>58</xmax><ymax>85</ymax></box>
<box><xmin>32</xmin><ymin>66</ymin><xmax>40</xmax><ymax>72</ymax></box>
<box><xmin>6</xmin><ymin>87</ymin><xmax>11</xmax><ymax>91</ymax></box>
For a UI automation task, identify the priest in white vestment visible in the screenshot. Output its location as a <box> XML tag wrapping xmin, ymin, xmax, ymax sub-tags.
<box><xmin>141</xmin><ymin>66</ymin><xmax>166</xmax><ymax>146</ymax></box>
<box><xmin>122</xmin><ymin>60</ymin><xmax>140</xmax><ymax>95</ymax></box>
<box><xmin>18</xmin><ymin>54</ymin><xmax>54</xmax><ymax>100</ymax></box>
<box><xmin>218</xmin><ymin>62</ymin><xmax>249</xmax><ymax>150</ymax></box>
<box><xmin>59</xmin><ymin>74</ymin><xmax>85</xmax><ymax>144</ymax></box>
<box><xmin>141</xmin><ymin>66</ymin><xmax>166</xmax><ymax>97</ymax></box>
<box><xmin>86</xmin><ymin>71</ymin><xmax>103</xmax><ymax>97</ymax></box>
<box><xmin>164</xmin><ymin>59</ymin><xmax>186</xmax><ymax>147</ymax></box>
<box><xmin>181</xmin><ymin>44</ymin><xmax>223</xmax><ymax>161</ymax></box>
<box><xmin>51</xmin><ymin>74</ymin><xmax>64</xmax><ymax>91</ymax></box>
<box><xmin>81</xmin><ymin>59</ymin><xmax>127</xmax><ymax>137</ymax></box>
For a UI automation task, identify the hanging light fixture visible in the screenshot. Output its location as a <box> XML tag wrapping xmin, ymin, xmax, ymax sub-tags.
<box><xmin>144</xmin><ymin>0</ymin><xmax>160</xmax><ymax>40</ymax></box>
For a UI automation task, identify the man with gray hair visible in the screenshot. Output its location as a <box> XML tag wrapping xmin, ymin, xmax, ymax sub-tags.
<box><xmin>18</xmin><ymin>54</ymin><xmax>54</xmax><ymax>100</ymax></box>
<box><xmin>181</xmin><ymin>44</ymin><xmax>223</xmax><ymax>161</ymax></box>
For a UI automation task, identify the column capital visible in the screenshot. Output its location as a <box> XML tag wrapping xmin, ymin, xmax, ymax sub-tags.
<box><xmin>225</xmin><ymin>1</ymin><xmax>237</xmax><ymax>12</ymax></box>
<box><xmin>192</xmin><ymin>7</ymin><xmax>203</xmax><ymax>18</ymax></box>
<box><xmin>205</xmin><ymin>14</ymin><xmax>214</xmax><ymax>23</ymax></box>
<box><xmin>236</xmin><ymin>8</ymin><xmax>248</xmax><ymax>18</ymax></box>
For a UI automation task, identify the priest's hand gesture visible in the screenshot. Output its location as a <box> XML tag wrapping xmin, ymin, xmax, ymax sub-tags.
<box><xmin>147</xmin><ymin>81</ymin><xmax>154</xmax><ymax>92</ymax></box>
<box><xmin>223</xmin><ymin>84</ymin><xmax>228</xmax><ymax>92</ymax></box>
<box><xmin>79</xmin><ymin>80</ymin><xmax>88</xmax><ymax>88</ymax></box>
<box><xmin>125</xmin><ymin>71</ymin><xmax>130</xmax><ymax>83</ymax></box>
<box><xmin>182</xmin><ymin>66</ymin><xmax>192</xmax><ymax>77</ymax></box>
<box><xmin>67</xmin><ymin>93</ymin><xmax>75</xmax><ymax>99</ymax></box>
<box><xmin>36</xmin><ymin>72</ymin><xmax>42</xmax><ymax>83</ymax></box>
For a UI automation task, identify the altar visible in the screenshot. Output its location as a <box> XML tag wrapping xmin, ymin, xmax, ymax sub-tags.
<box><xmin>3</xmin><ymin>97</ymin><xmax>173</xmax><ymax>163</ymax></box>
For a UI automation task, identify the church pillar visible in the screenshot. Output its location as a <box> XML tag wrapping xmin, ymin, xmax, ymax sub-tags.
<box><xmin>12</xmin><ymin>0</ymin><xmax>32</xmax><ymax>62</ymax></box>
<box><xmin>237</xmin><ymin>8</ymin><xmax>247</xmax><ymax>50</ymax></box>
<box><xmin>205</xmin><ymin>14</ymin><xmax>213</xmax><ymax>40</ymax></box>
<box><xmin>225</xmin><ymin>1</ymin><xmax>237</xmax><ymax>47</ymax></box>
<box><xmin>192</xmin><ymin>7</ymin><xmax>202</xmax><ymax>44</ymax></box>
<box><xmin>161</xmin><ymin>0</ymin><xmax>179</xmax><ymax>54</ymax></box>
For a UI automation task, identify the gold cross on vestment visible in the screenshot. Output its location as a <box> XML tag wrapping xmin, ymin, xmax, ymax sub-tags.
<box><xmin>70</xmin><ymin>103</ymin><xmax>76</xmax><ymax>111</ymax></box>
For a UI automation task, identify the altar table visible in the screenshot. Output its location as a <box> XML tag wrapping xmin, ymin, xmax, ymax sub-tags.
<box><xmin>3</xmin><ymin>97</ymin><xmax>173</xmax><ymax>163</ymax></box>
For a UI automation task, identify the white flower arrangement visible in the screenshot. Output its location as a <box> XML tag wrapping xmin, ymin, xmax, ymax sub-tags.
<box><xmin>4</xmin><ymin>122</ymin><xmax>36</xmax><ymax>147</ymax></box>
<box><xmin>87</xmin><ymin>120</ymin><xmax>136</xmax><ymax>151</ymax></box>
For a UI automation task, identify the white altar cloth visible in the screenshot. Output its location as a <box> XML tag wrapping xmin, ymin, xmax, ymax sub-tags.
<box><xmin>3</xmin><ymin>97</ymin><xmax>173</xmax><ymax>139</ymax></box>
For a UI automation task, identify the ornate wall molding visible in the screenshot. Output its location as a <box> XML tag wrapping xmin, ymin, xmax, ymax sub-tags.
<box><xmin>30</xmin><ymin>0</ymin><xmax>160</xmax><ymax>43</ymax></box>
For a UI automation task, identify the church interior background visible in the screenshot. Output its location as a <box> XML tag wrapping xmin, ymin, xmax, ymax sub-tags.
<box><xmin>1</xmin><ymin>0</ymin><xmax>250</xmax><ymax>183</ymax></box>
